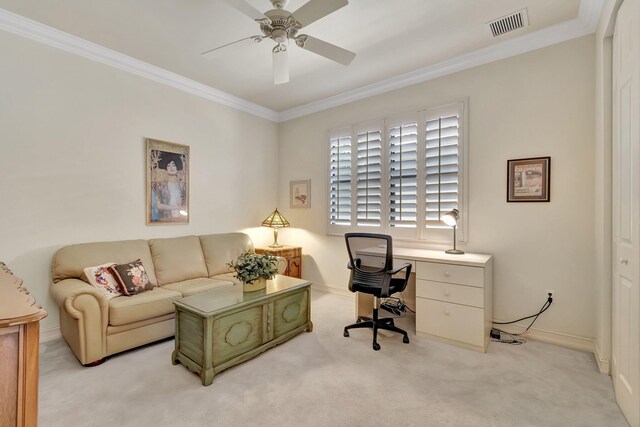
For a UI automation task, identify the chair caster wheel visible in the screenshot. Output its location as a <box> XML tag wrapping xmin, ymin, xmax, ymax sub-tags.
<box><xmin>343</xmin><ymin>330</ymin><xmax>349</xmax><ymax>337</ymax></box>
<box><xmin>403</xmin><ymin>336</ymin><xmax>410</xmax><ymax>344</ymax></box>
<box><xmin>373</xmin><ymin>343</ymin><xmax>381</xmax><ymax>351</ymax></box>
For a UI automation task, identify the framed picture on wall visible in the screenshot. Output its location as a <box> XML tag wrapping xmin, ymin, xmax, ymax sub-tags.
<box><xmin>507</xmin><ymin>156</ymin><xmax>550</xmax><ymax>202</ymax></box>
<box><xmin>290</xmin><ymin>179</ymin><xmax>311</xmax><ymax>208</ymax></box>
<box><xmin>146</xmin><ymin>138</ymin><xmax>190</xmax><ymax>224</ymax></box>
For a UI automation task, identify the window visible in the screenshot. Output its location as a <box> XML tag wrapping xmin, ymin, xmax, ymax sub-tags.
<box><xmin>356</xmin><ymin>127</ymin><xmax>383</xmax><ymax>227</ymax></box>
<box><xmin>327</xmin><ymin>101</ymin><xmax>466</xmax><ymax>242</ymax></box>
<box><xmin>328</xmin><ymin>131</ymin><xmax>353</xmax><ymax>226</ymax></box>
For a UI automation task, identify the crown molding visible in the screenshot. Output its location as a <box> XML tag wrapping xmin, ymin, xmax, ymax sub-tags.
<box><xmin>0</xmin><ymin>1</ymin><xmax>604</xmax><ymax>123</ymax></box>
<box><xmin>278</xmin><ymin>0</ymin><xmax>605</xmax><ymax>122</ymax></box>
<box><xmin>0</xmin><ymin>8</ymin><xmax>279</xmax><ymax>122</ymax></box>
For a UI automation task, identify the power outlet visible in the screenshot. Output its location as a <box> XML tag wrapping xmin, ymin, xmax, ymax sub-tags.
<box><xmin>545</xmin><ymin>290</ymin><xmax>555</xmax><ymax>300</ymax></box>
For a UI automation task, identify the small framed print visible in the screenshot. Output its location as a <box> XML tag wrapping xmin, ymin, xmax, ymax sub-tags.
<box><xmin>290</xmin><ymin>180</ymin><xmax>311</xmax><ymax>208</ymax></box>
<box><xmin>146</xmin><ymin>138</ymin><xmax>189</xmax><ymax>224</ymax></box>
<box><xmin>507</xmin><ymin>157</ymin><xmax>550</xmax><ymax>202</ymax></box>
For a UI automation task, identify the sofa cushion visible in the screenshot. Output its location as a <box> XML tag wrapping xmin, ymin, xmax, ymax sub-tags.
<box><xmin>109</xmin><ymin>287</ymin><xmax>182</xmax><ymax>326</ymax></box>
<box><xmin>200</xmin><ymin>233</ymin><xmax>254</xmax><ymax>276</ymax></box>
<box><xmin>52</xmin><ymin>239</ymin><xmax>157</xmax><ymax>286</ymax></box>
<box><xmin>148</xmin><ymin>235</ymin><xmax>208</xmax><ymax>285</ymax></box>
<box><xmin>212</xmin><ymin>272</ymin><xmax>248</xmax><ymax>287</ymax></box>
<box><xmin>162</xmin><ymin>277</ymin><xmax>235</xmax><ymax>297</ymax></box>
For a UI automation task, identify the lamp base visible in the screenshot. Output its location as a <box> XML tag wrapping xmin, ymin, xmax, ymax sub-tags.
<box><xmin>445</xmin><ymin>249</ymin><xmax>465</xmax><ymax>255</ymax></box>
<box><xmin>268</xmin><ymin>244</ymin><xmax>283</xmax><ymax>248</ymax></box>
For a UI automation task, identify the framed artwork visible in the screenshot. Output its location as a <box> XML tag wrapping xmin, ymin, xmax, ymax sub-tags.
<box><xmin>507</xmin><ymin>156</ymin><xmax>550</xmax><ymax>202</ymax></box>
<box><xmin>290</xmin><ymin>179</ymin><xmax>311</xmax><ymax>208</ymax></box>
<box><xmin>146</xmin><ymin>138</ymin><xmax>189</xmax><ymax>224</ymax></box>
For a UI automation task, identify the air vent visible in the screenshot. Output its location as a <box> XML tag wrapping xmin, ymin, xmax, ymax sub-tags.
<box><xmin>486</xmin><ymin>9</ymin><xmax>529</xmax><ymax>37</ymax></box>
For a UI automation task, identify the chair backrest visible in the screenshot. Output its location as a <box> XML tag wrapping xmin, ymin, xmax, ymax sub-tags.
<box><xmin>344</xmin><ymin>233</ymin><xmax>393</xmax><ymax>293</ymax></box>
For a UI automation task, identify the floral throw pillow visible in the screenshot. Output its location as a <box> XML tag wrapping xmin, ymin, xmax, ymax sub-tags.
<box><xmin>109</xmin><ymin>259</ymin><xmax>155</xmax><ymax>296</ymax></box>
<box><xmin>83</xmin><ymin>263</ymin><xmax>123</xmax><ymax>299</ymax></box>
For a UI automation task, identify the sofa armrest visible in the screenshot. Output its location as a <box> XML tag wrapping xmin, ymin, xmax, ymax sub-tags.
<box><xmin>275</xmin><ymin>256</ymin><xmax>287</xmax><ymax>275</ymax></box>
<box><xmin>50</xmin><ymin>278</ymin><xmax>108</xmax><ymax>364</ymax></box>
<box><xmin>51</xmin><ymin>279</ymin><xmax>106</xmax><ymax>315</ymax></box>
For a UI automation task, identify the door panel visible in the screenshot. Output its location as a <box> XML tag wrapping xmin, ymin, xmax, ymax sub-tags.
<box><xmin>613</xmin><ymin>0</ymin><xmax>640</xmax><ymax>425</ymax></box>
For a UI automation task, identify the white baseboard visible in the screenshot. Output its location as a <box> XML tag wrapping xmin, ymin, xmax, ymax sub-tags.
<box><xmin>40</xmin><ymin>326</ymin><xmax>61</xmax><ymax>343</ymax></box>
<box><xmin>312</xmin><ymin>283</ymin><xmax>354</xmax><ymax>298</ymax></box>
<box><xmin>493</xmin><ymin>320</ymin><xmax>594</xmax><ymax>353</ymax></box>
<box><xmin>594</xmin><ymin>341</ymin><xmax>611</xmax><ymax>374</ymax></box>
<box><xmin>518</xmin><ymin>326</ymin><xmax>594</xmax><ymax>353</ymax></box>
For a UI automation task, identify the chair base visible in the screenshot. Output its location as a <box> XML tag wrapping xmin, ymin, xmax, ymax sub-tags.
<box><xmin>343</xmin><ymin>308</ymin><xmax>410</xmax><ymax>351</ymax></box>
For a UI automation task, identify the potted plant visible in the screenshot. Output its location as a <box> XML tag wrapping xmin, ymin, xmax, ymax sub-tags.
<box><xmin>227</xmin><ymin>251</ymin><xmax>279</xmax><ymax>292</ymax></box>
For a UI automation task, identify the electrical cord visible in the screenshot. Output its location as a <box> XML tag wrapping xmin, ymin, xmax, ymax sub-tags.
<box><xmin>491</xmin><ymin>294</ymin><xmax>553</xmax><ymax>344</ymax></box>
<box><xmin>493</xmin><ymin>297</ymin><xmax>552</xmax><ymax>325</ymax></box>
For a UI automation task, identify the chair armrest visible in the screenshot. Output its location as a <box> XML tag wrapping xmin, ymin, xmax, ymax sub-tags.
<box><xmin>389</xmin><ymin>263</ymin><xmax>412</xmax><ymax>282</ymax></box>
<box><xmin>347</xmin><ymin>258</ymin><xmax>361</xmax><ymax>270</ymax></box>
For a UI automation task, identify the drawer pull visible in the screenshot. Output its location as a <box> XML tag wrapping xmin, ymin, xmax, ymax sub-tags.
<box><xmin>444</xmin><ymin>309</ymin><xmax>451</xmax><ymax>316</ymax></box>
<box><xmin>443</xmin><ymin>291</ymin><xmax>451</xmax><ymax>297</ymax></box>
<box><xmin>443</xmin><ymin>271</ymin><xmax>450</xmax><ymax>277</ymax></box>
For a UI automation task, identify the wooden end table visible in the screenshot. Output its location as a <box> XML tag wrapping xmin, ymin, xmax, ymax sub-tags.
<box><xmin>255</xmin><ymin>245</ymin><xmax>302</xmax><ymax>278</ymax></box>
<box><xmin>172</xmin><ymin>275</ymin><xmax>313</xmax><ymax>386</ymax></box>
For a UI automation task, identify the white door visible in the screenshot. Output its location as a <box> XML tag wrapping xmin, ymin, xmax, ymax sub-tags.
<box><xmin>612</xmin><ymin>0</ymin><xmax>640</xmax><ymax>425</ymax></box>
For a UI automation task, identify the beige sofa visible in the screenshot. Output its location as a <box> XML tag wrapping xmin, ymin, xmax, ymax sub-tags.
<box><xmin>50</xmin><ymin>233</ymin><xmax>280</xmax><ymax>365</ymax></box>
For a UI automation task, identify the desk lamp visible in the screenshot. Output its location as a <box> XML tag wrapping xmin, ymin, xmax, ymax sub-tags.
<box><xmin>261</xmin><ymin>208</ymin><xmax>290</xmax><ymax>248</ymax></box>
<box><xmin>442</xmin><ymin>209</ymin><xmax>464</xmax><ymax>255</ymax></box>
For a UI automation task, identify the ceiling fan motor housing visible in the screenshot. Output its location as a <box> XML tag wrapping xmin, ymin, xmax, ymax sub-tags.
<box><xmin>263</xmin><ymin>9</ymin><xmax>301</xmax><ymax>43</ymax></box>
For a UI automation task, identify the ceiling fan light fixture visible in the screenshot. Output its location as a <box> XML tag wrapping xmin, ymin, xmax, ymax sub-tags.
<box><xmin>270</xmin><ymin>0</ymin><xmax>289</xmax><ymax>9</ymax></box>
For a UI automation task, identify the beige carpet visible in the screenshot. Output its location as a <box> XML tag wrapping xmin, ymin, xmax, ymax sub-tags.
<box><xmin>39</xmin><ymin>291</ymin><xmax>628</xmax><ymax>427</ymax></box>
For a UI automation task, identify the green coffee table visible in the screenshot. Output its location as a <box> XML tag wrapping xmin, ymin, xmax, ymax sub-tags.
<box><xmin>171</xmin><ymin>275</ymin><xmax>313</xmax><ymax>385</ymax></box>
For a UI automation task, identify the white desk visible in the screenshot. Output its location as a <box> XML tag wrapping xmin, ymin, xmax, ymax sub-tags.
<box><xmin>355</xmin><ymin>247</ymin><xmax>493</xmax><ymax>352</ymax></box>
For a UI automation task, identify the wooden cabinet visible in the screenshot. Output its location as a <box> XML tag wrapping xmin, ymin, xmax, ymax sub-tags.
<box><xmin>172</xmin><ymin>276</ymin><xmax>312</xmax><ymax>385</ymax></box>
<box><xmin>255</xmin><ymin>246</ymin><xmax>302</xmax><ymax>279</ymax></box>
<box><xmin>0</xmin><ymin>263</ymin><xmax>47</xmax><ymax>427</ymax></box>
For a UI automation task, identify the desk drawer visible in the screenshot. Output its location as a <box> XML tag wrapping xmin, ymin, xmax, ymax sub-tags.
<box><xmin>416</xmin><ymin>280</ymin><xmax>483</xmax><ymax>308</ymax></box>
<box><xmin>416</xmin><ymin>298</ymin><xmax>484</xmax><ymax>347</ymax></box>
<box><xmin>416</xmin><ymin>261</ymin><xmax>484</xmax><ymax>287</ymax></box>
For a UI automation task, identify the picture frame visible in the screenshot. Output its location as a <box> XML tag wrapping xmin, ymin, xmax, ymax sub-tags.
<box><xmin>290</xmin><ymin>179</ymin><xmax>311</xmax><ymax>208</ymax></box>
<box><xmin>507</xmin><ymin>156</ymin><xmax>550</xmax><ymax>202</ymax></box>
<box><xmin>146</xmin><ymin>138</ymin><xmax>190</xmax><ymax>224</ymax></box>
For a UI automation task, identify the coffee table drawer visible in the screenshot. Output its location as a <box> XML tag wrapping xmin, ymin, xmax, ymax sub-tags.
<box><xmin>273</xmin><ymin>290</ymin><xmax>308</xmax><ymax>337</ymax></box>
<box><xmin>212</xmin><ymin>306</ymin><xmax>264</xmax><ymax>365</ymax></box>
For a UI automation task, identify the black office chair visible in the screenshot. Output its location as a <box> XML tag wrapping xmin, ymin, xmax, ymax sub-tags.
<box><xmin>343</xmin><ymin>233</ymin><xmax>412</xmax><ymax>351</ymax></box>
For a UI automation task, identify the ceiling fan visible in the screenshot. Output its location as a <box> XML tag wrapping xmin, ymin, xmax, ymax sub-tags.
<box><xmin>202</xmin><ymin>0</ymin><xmax>356</xmax><ymax>85</ymax></box>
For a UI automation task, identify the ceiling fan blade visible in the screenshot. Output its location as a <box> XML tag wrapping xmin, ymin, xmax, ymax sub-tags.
<box><xmin>201</xmin><ymin>36</ymin><xmax>257</xmax><ymax>55</ymax></box>
<box><xmin>273</xmin><ymin>48</ymin><xmax>290</xmax><ymax>85</ymax></box>
<box><xmin>222</xmin><ymin>0</ymin><xmax>268</xmax><ymax>21</ymax></box>
<box><xmin>291</xmin><ymin>0</ymin><xmax>348</xmax><ymax>27</ymax></box>
<box><xmin>297</xmin><ymin>35</ymin><xmax>355</xmax><ymax>66</ymax></box>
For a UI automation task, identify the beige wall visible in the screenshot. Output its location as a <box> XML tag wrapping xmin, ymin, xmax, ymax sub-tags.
<box><xmin>278</xmin><ymin>36</ymin><xmax>596</xmax><ymax>340</ymax></box>
<box><xmin>0</xmin><ymin>31</ymin><xmax>278</xmax><ymax>333</ymax></box>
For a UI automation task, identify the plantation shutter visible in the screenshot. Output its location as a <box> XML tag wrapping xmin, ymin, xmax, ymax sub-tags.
<box><xmin>329</xmin><ymin>133</ymin><xmax>353</xmax><ymax>226</ymax></box>
<box><xmin>388</xmin><ymin>122</ymin><xmax>418</xmax><ymax>229</ymax></box>
<box><xmin>356</xmin><ymin>129</ymin><xmax>383</xmax><ymax>227</ymax></box>
<box><xmin>425</xmin><ymin>114</ymin><xmax>460</xmax><ymax>226</ymax></box>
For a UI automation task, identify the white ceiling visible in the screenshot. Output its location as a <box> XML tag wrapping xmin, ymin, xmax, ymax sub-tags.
<box><xmin>0</xmin><ymin>0</ymin><xmax>582</xmax><ymax>112</ymax></box>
